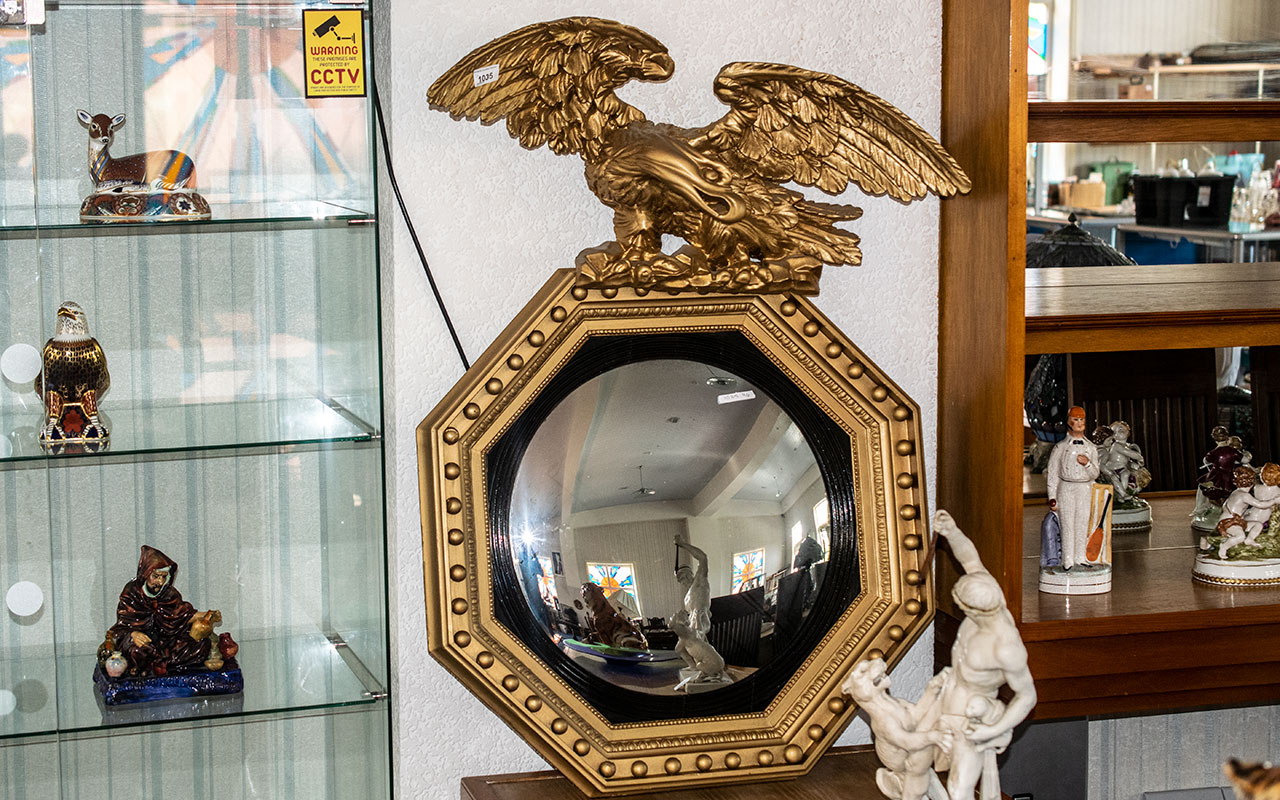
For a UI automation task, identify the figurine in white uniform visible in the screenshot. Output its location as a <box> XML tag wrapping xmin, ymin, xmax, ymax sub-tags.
<box><xmin>1046</xmin><ymin>406</ymin><xmax>1100</xmax><ymax>569</ymax></box>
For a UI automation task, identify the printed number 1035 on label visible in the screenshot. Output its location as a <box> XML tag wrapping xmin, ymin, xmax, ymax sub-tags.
<box><xmin>473</xmin><ymin>64</ymin><xmax>499</xmax><ymax>88</ymax></box>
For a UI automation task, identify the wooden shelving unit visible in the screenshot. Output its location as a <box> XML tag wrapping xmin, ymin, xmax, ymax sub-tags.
<box><xmin>938</xmin><ymin>0</ymin><xmax>1280</xmax><ymax>718</ymax></box>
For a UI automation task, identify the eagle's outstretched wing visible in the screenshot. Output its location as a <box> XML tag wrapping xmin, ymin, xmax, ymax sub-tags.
<box><xmin>691</xmin><ymin>62</ymin><xmax>971</xmax><ymax>201</ymax></box>
<box><xmin>427</xmin><ymin>17</ymin><xmax>675</xmax><ymax>159</ymax></box>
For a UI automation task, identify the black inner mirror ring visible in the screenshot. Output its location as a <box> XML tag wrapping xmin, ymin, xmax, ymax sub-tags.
<box><xmin>487</xmin><ymin>330</ymin><xmax>859</xmax><ymax>723</ymax></box>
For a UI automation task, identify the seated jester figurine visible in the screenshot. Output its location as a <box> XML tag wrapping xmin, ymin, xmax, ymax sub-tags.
<box><xmin>95</xmin><ymin>545</ymin><xmax>242</xmax><ymax>704</ymax></box>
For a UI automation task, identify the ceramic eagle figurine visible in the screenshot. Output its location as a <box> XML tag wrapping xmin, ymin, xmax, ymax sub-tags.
<box><xmin>35</xmin><ymin>301</ymin><xmax>110</xmax><ymax>451</ymax></box>
<box><xmin>428</xmin><ymin>17</ymin><xmax>971</xmax><ymax>293</ymax></box>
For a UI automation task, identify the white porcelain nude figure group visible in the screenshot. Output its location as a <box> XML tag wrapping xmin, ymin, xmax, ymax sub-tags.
<box><xmin>844</xmin><ymin>511</ymin><xmax>1036</xmax><ymax>800</ymax></box>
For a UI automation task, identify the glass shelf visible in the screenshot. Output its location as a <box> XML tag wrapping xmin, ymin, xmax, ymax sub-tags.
<box><xmin>0</xmin><ymin>632</ymin><xmax>383</xmax><ymax>741</ymax></box>
<box><xmin>0</xmin><ymin>396</ymin><xmax>378</xmax><ymax>466</ymax></box>
<box><xmin>0</xmin><ymin>200</ymin><xmax>374</xmax><ymax>237</ymax></box>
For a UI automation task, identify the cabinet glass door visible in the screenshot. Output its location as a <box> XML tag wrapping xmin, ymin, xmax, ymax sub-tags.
<box><xmin>2</xmin><ymin>2</ymin><xmax>388</xmax><ymax>797</ymax></box>
<box><xmin>1</xmin><ymin>12</ymin><xmax>67</xmax><ymax>799</ymax></box>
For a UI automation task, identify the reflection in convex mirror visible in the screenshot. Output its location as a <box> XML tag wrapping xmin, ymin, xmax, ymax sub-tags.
<box><xmin>509</xmin><ymin>359</ymin><xmax>832</xmax><ymax>697</ymax></box>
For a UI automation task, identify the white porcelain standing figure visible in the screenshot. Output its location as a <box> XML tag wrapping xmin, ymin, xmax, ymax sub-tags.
<box><xmin>1041</xmin><ymin>406</ymin><xmax>1112</xmax><ymax>594</ymax></box>
<box><xmin>855</xmin><ymin>511</ymin><xmax>1035</xmax><ymax>800</ymax></box>
<box><xmin>932</xmin><ymin>511</ymin><xmax>1036</xmax><ymax>800</ymax></box>
<box><xmin>674</xmin><ymin>538</ymin><xmax>711</xmax><ymax>635</ymax></box>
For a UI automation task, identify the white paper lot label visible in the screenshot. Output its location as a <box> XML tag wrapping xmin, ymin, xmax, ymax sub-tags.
<box><xmin>473</xmin><ymin>64</ymin><xmax>499</xmax><ymax>88</ymax></box>
<box><xmin>717</xmin><ymin>390</ymin><xmax>756</xmax><ymax>405</ymax></box>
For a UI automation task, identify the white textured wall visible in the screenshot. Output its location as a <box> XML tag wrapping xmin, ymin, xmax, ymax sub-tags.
<box><xmin>381</xmin><ymin>1</ymin><xmax>943</xmax><ymax>796</ymax></box>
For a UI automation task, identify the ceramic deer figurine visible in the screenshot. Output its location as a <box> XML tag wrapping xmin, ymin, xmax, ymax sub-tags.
<box><xmin>76</xmin><ymin>110</ymin><xmax>197</xmax><ymax>192</ymax></box>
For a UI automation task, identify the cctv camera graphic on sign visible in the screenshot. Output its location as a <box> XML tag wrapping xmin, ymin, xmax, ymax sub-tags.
<box><xmin>303</xmin><ymin>9</ymin><xmax>366</xmax><ymax>98</ymax></box>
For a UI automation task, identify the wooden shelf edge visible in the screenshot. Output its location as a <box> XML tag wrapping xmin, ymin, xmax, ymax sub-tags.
<box><xmin>1029</xmin><ymin>101</ymin><xmax>1280</xmax><ymax>143</ymax></box>
<box><xmin>1033</xmin><ymin>661</ymin><xmax>1280</xmax><ymax>704</ymax></box>
<box><xmin>1032</xmin><ymin>683</ymin><xmax>1280</xmax><ymax>720</ymax></box>
<box><xmin>1026</xmin><ymin>314</ymin><xmax>1280</xmax><ymax>353</ymax></box>
<box><xmin>1020</xmin><ymin>602</ymin><xmax>1280</xmax><ymax>641</ymax></box>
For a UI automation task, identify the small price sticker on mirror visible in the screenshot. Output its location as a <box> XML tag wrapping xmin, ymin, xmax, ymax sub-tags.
<box><xmin>303</xmin><ymin>9</ymin><xmax>366</xmax><ymax>98</ymax></box>
<box><xmin>717</xmin><ymin>390</ymin><xmax>756</xmax><ymax>405</ymax></box>
<box><xmin>473</xmin><ymin>64</ymin><xmax>500</xmax><ymax>88</ymax></box>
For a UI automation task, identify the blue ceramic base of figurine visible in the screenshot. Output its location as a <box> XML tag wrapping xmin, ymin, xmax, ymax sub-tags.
<box><xmin>94</xmin><ymin>661</ymin><xmax>242</xmax><ymax>705</ymax></box>
<box><xmin>80</xmin><ymin>187</ymin><xmax>211</xmax><ymax>223</ymax></box>
<box><xmin>39</xmin><ymin>406</ymin><xmax>109</xmax><ymax>455</ymax></box>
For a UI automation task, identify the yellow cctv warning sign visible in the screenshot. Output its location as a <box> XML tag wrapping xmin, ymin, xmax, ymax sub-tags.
<box><xmin>303</xmin><ymin>9</ymin><xmax>366</xmax><ymax>98</ymax></box>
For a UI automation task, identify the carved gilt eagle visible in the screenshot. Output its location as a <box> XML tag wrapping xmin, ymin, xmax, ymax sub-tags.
<box><xmin>428</xmin><ymin>17</ymin><xmax>971</xmax><ymax>293</ymax></box>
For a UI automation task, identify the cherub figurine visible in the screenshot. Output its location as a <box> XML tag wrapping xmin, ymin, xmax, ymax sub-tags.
<box><xmin>1210</xmin><ymin>466</ymin><xmax>1280</xmax><ymax>558</ymax></box>
<box><xmin>1194</xmin><ymin>463</ymin><xmax>1280</xmax><ymax>586</ymax></box>
<box><xmin>843</xmin><ymin>657</ymin><xmax>950</xmax><ymax>800</ymax></box>
<box><xmin>1093</xmin><ymin>420</ymin><xmax>1152</xmax><ymax>532</ymax></box>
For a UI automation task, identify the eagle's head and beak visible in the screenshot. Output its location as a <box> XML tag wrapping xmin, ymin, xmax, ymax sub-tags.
<box><xmin>54</xmin><ymin>302</ymin><xmax>90</xmax><ymax>341</ymax></box>
<box><xmin>617</xmin><ymin>136</ymin><xmax>748</xmax><ymax>223</ymax></box>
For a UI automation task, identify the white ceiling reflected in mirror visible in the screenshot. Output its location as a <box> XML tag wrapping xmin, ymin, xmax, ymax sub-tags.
<box><xmin>509</xmin><ymin>360</ymin><xmax>827</xmax><ymax>696</ymax></box>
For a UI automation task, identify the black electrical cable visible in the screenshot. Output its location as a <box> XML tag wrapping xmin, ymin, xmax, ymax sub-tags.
<box><xmin>372</xmin><ymin>81</ymin><xmax>472</xmax><ymax>371</ymax></box>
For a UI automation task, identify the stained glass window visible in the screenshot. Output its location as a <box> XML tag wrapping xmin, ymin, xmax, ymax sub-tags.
<box><xmin>732</xmin><ymin>548</ymin><xmax>766</xmax><ymax>593</ymax></box>
<box><xmin>586</xmin><ymin>562</ymin><xmax>641</xmax><ymax>616</ymax></box>
<box><xmin>1028</xmin><ymin>3</ymin><xmax>1050</xmax><ymax>77</ymax></box>
<box><xmin>537</xmin><ymin>555</ymin><xmax>557</xmax><ymax>603</ymax></box>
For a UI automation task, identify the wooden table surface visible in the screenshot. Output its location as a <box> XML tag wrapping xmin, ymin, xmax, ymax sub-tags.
<box><xmin>460</xmin><ymin>745</ymin><xmax>1011</xmax><ymax>799</ymax></box>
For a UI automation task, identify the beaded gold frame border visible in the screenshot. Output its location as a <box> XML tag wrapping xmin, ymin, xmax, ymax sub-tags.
<box><xmin>418</xmin><ymin>269</ymin><xmax>933</xmax><ymax>795</ymax></box>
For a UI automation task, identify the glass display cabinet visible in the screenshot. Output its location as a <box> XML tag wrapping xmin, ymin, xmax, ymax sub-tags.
<box><xmin>0</xmin><ymin>1</ymin><xmax>389</xmax><ymax>797</ymax></box>
<box><xmin>941</xmin><ymin>0</ymin><xmax>1280</xmax><ymax>718</ymax></box>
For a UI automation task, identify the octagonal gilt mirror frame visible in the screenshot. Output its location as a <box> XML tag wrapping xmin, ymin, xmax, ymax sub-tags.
<box><xmin>419</xmin><ymin>269</ymin><xmax>933</xmax><ymax>795</ymax></box>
